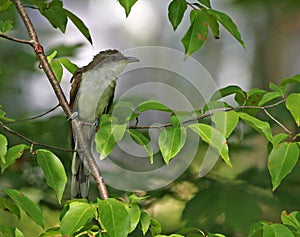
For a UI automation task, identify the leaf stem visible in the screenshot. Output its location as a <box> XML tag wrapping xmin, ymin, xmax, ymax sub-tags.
<box><xmin>0</xmin><ymin>121</ymin><xmax>74</xmax><ymax>152</ymax></box>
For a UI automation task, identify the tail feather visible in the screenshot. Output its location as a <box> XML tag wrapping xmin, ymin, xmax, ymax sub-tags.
<box><xmin>71</xmin><ymin>152</ymin><xmax>90</xmax><ymax>198</ymax></box>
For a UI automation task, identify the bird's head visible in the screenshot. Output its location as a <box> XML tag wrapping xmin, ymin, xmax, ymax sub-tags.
<box><xmin>84</xmin><ymin>49</ymin><xmax>139</xmax><ymax>75</ymax></box>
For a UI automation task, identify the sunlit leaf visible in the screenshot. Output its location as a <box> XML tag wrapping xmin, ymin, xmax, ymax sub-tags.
<box><xmin>263</xmin><ymin>223</ymin><xmax>294</xmax><ymax>237</ymax></box>
<box><xmin>64</xmin><ymin>9</ymin><xmax>93</xmax><ymax>45</ymax></box>
<box><xmin>188</xmin><ymin>123</ymin><xmax>231</xmax><ymax>166</ymax></box>
<box><xmin>0</xmin><ymin>0</ymin><xmax>12</xmax><ymax>11</ymax></box>
<box><xmin>281</xmin><ymin>74</ymin><xmax>300</xmax><ymax>87</ymax></box>
<box><xmin>4</xmin><ymin>189</ymin><xmax>45</xmax><ymax>228</ymax></box>
<box><xmin>0</xmin><ymin>20</ymin><xmax>13</xmax><ymax>33</ymax></box>
<box><xmin>61</xmin><ymin>202</ymin><xmax>96</xmax><ymax>236</ymax></box>
<box><xmin>268</xmin><ymin>142</ymin><xmax>299</xmax><ymax>191</ymax></box>
<box><xmin>118</xmin><ymin>0</ymin><xmax>138</xmax><ymax>17</ymax></box>
<box><xmin>138</xmin><ymin>100</ymin><xmax>172</xmax><ymax>113</ymax></box>
<box><xmin>40</xmin><ymin>0</ymin><xmax>67</xmax><ymax>33</ymax></box>
<box><xmin>36</xmin><ymin>149</ymin><xmax>67</xmax><ymax>204</ymax></box>
<box><xmin>39</xmin><ymin>227</ymin><xmax>61</xmax><ymax>237</ymax></box>
<box><xmin>258</xmin><ymin>91</ymin><xmax>282</xmax><ymax>106</ymax></box>
<box><xmin>181</xmin><ymin>10</ymin><xmax>208</xmax><ymax>57</ymax></box>
<box><xmin>272</xmin><ymin>133</ymin><xmax>289</xmax><ymax>147</ymax></box>
<box><xmin>0</xmin><ymin>133</ymin><xmax>7</xmax><ymax>164</ymax></box>
<box><xmin>50</xmin><ymin>60</ymin><xmax>63</xmax><ymax>82</ymax></box>
<box><xmin>286</xmin><ymin>93</ymin><xmax>300</xmax><ymax>127</ymax></box>
<box><xmin>212</xmin><ymin>110</ymin><xmax>239</xmax><ymax>138</ymax></box>
<box><xmin>95</xmin><ymin>115</ymin><xmax>127</xmax><ymax>159</ymax></box>
<box><xmin>140</xmin><ymin>211</ymin><xmax>151</xmax><ymax>235</ymax></box>
<box><xmin>124</xmin><ymin>203</ymin><xmax>141</xmax><ymax>233</ymax></box>
<box><xmin>98</xmin><ymin>198</ymin><xmax>131</xmax><ymax>237</ymax></box>
<box><xmin>238</xmin><ymin>112</ymin><xmax>273</xmax><ymax>142</ymax></box>
<box><xmin>202</xmin><ymin>101</ymin><xmax>231</xmax><ymax>113</ymax></box>
<box><xmin>128</xmin><ymin>129</ymin><xmax>153</xmax><ymax>163</ymax></box>
<box><xmin>168</xmin><ymin>0</ymin><xmax>187</xmax><ymax>31</ymax></box>
<box><xmin>55</xmin><ymin>57</ymin><xmax>78</xmax><ymax>74</ymax></box>
<box><xmin>197</xmin><ymin>0</ymin><xmax>211</xmax><ymax>8</ymax></box>
<box><xmin>281</xmin><ymin>210</ymin><xmax>300</xmax><ymax>232</ymax></box>
<box><xmin>207</xmin><ymin>9</ymin><xmax>245</xmax><ymax>49</ymax></box>
<box><xmin>0</xmin><ymin>196</ymin><xmax>20</xmax><ymax>219</ymax></box>
<box><xmin>158</xmin><ymin>126</ymin><xmax>187</xmax><ymax>164</ymax></box>
<box><xmin>206</xmin><ymin>12</ymin><xmax>219</xmax><ymax>39</ymax></box>
<box><xmin>210</xmin><ymin>85</ymin><xmax>245</xmax><ymax>101</ymax></box>
<box><xmin>1</xmin><ymin>144</ymin><xmax>28</xmax><ymax>174</ymax></box>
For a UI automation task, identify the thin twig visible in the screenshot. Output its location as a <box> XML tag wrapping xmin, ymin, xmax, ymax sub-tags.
<box><xmin>0</xmin><ymin>32</ymin><xmax>32</xmax><ymax>45</ymax></box>
<box><xmin>263</xmin><ymin>109</ymin><xmax>292</xmax><ymax>135</ymax></box>
<box><xmin>11</xmin><ymin>0</ymin><xmax>109</xmax><ymax>200</ymax></box>
<box><xmin>0</xmin><ymin>121</ymin><xmax>74</xmax><ymax>152</ymax></box>
<box><xmin>4</xmin><ymin>104</ymin><xmax>60</xmax><ymax>124</ymax></box>
<box><xmin>129</xmin><ymin>99</ymin><xmax>287</xmax><ymax>130</ymax></box>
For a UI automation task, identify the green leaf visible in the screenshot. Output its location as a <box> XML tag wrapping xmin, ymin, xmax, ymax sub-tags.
<box><xmin>188</xmin><ymin>123</ymin><xmax>231</xmax><ymax>166</ymax></box>
<box><xmin>269</xmin><ymin>82</ymin><xmax>285</xmax><ymax>97</ymax></box>
<box><xmin>118</xmin><ymin>0</ymin><xmax>138</xmax><ymax>17</ymax></box>
<box><xmin>95</xmin><ymin>115</ymin><xmax>127</xmax><ymax>159</ymax></box>
<box><xmin>258</xmin><ymin>91</ymin><xmax>282</xmax><ymax>106</ymax></box>
<box><xmin>4</xmin><ymin>189</ymin><xmax>45</xmax><ymax>228</ymax></box>
<box><xmin>0</xmin><ymin>196</ymin><xmax>20</xmax><ymax>219</ymax></box>
<box><xmin>210</xmin><ymin>85</ymin><xmax>246</xmax><ymax>101</ymax></box>
<box><xmin>0</xmin><ymin>223</ymin><xmax>14</xmax><ymax>237</ymax></box>
<box><xmin>168</xmin><ymin>0</ymin><xmax>187</xmax><ymax>31</ymax></box>
<box><xmin>140</xmin><ymin>211</ymin><xmax>151</xmax><ymax>235</ymax></box>
<box><xmin>238</xmin><ymin>112</ymin><xmax>273</xmax><ymax>142</ymax></box>
<box><xmin>212</xmin><ymin>110</ymin><xmax>239</xmax><ymax>138</ymax></box>
<box><xmin>46</xmin><ymin>50</ymin><xmax>57</xmax><ymax>62</ymax></box>
<box><xmin>98</xmin><ymin>198</ymin><xmax>131</xmax><ymax>237</ymax></box>
<box><xmin>268</xmin><ymin>142</ymin><xmax>299</xmax><ymax>191</ymax></box>
<box><xmin>206</xmin><ymin>12</ymin><xmax>220</xmax><ymax>39</ymax></box>
<box><xmin>272</xmin><ymin>133</ymin><xmax>289</xmax><ymax>147</ymax></box>
<box><xmin>263</xmin><ymin>223</ymin><xmax>294</xmax><ymax>237</ymax></box>
<box><xmin>124</xmin><ymin>203</ymin><xmax>141</xmax><ymax>233</ymax></box>
<box><xmin>0</xmin><ymin>20</ymin><xmax>13</xmax><ymax>33</ymax></box>
<box><xmin>197</xmin><ymin>0</ymin><xmax>211</xmax><ymax>8</ymax></box>
<box><xmin>64</xmin><ymin>9</ymin><xmax>93</xmax><ymax>45</ymax></box>
<box><xmin>0</xmin><ymin>0</ymin><xmax>12</xmax><ymax>11</ymax></box>
<box><xmin>1</xmin><ymin>144</ymin><xmax>28</xmax><ymax>174</ymax></box>
<box><xmin>61</xmin><ymin>202</ymin><xmax>96</xmax><ymax>236</ymax></box>
<box><xmin>207</xmin><ymin>9</ymin><xmax>245</xmax><ymax>49</ymax></box>
<box><xmin>50</xmin><ymin>60</ymin><xmax>63</xmax><ymax>82</ymax></box>
<box><xmin>39</xmin><ymin>227</ymin><xmax>61</xmax><ymax>237</ymax></box>
<box><xmin>158</xmin><ymin>126</ymin><xmax>187</xmax><ymax>164</ymax></box>
<box><xmin>55</xmin><ymin>57</ymin><xmax>78</xmax><ymax>74</ymax></box>
<box><xmin>128</xmin><ymin>129</ymin><xmax>154</xmax><ymax>164</ymax></box>
<box><xmin>281</xmin><ymin>74</ymin><xmax>300</xmax><ymax>87</ymax></box>
<box><xmin>36</xmin><ymin>149</ymin><xmax>67</xmax><ymax>204</ymax></box>
<box><xmin>138</xmin><ymin>100</ymin><xmax>172</xmax><ymax>113</ymax></box>
<box><xmin>281</xmin><ymin>210</ymin><xmax>300</xmax><ymax>232</ymax></box>
<box><xmin>149</xmin><ymin>218</ymin><xmax>162</xmax><ymax>236</ymax></box>
<box><xmin>286</xmin><ymin>93</ymin><xmax>300</xmax><ymax>127</ymax></box>
<box><xmin>181</xmin><ymin>10</ymin><xmax>208</xmax><ymax>57</ymax></box>
<box><xmin>0</xmin><ymin>133</ymin><xmax>8</xmax><ymax>164</ymax></box>
<box><xmin>40</xmin><ymin>0</ymin><xmax>67</xmax><ymax>32</ymax></box>
<box><xmin>202</xmin><ymin>101</ymin><xmax>231</xmax><ymax>113</ymax></box>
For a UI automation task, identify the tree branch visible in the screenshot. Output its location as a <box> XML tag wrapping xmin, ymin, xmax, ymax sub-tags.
<box><xmin>0</xmin><ymin>121</ymin><xmax>74</xmax><ymax>152</ymax></box>
<box><xmin>0</xmin><ymin>32</ymin><xmax>32</xmax><ymax>45</ymax></box>
<box><xmin>11</xmin><ymin>0</ymin><xmax>109</xmax><ymax>200</ymax></box>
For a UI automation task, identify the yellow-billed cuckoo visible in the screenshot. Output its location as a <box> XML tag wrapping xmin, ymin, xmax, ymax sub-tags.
<box><xmin>69</xmin><ymin>50</ymin><xmax>139</xmax><ymax>198</ymax></box>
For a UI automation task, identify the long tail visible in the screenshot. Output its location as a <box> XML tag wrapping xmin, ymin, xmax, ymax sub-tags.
<box><xmin>71</xmin><ymin>151</ymin><xmax>90</xmax><ymax>198</ymax></box>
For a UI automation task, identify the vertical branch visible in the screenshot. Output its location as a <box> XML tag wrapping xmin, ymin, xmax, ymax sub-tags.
<box><xmin>12</xmin><ymin>0</ymin><xmax>109</xmax><ymax>200</ymax></box>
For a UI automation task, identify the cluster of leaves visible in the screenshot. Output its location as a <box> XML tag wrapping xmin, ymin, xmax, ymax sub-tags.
<box><xmin>95</xmin><ymin>75</ymin><xmax>300</xmax><ymax>192</ymax></box>
<box><xmin>117</xmin><ymin>0</ymin><xmax>245</xmax><ymax>56</ymax></box>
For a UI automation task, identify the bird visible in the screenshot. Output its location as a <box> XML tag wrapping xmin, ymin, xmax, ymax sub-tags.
<box><xmin>69</xmin><ymin>49</ymin><xmax>139</xmax><ymax>198</ymax></box>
